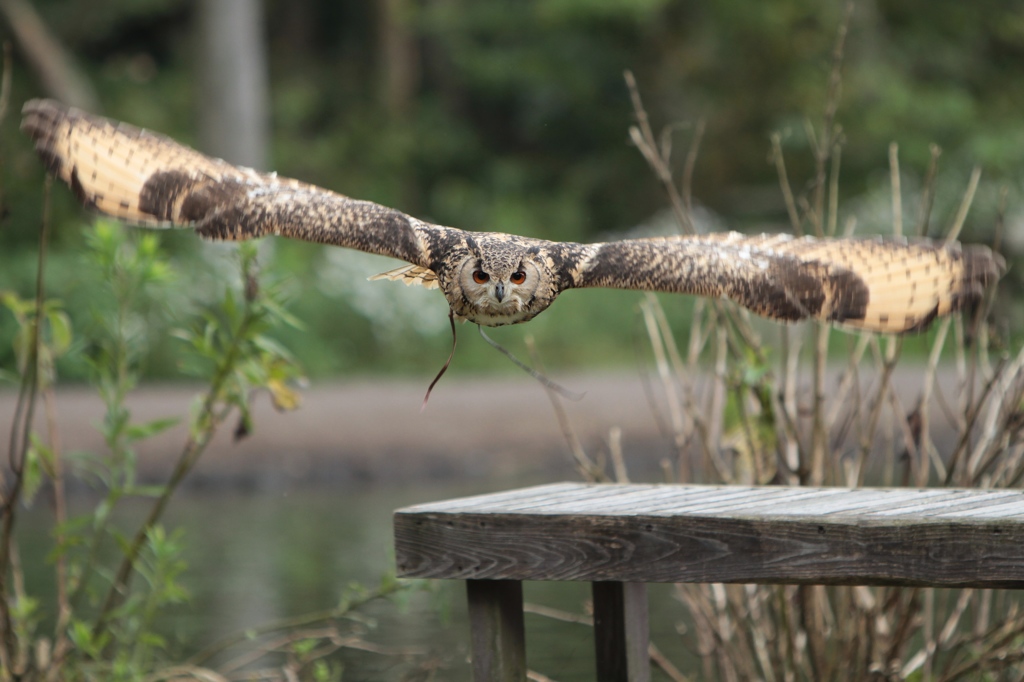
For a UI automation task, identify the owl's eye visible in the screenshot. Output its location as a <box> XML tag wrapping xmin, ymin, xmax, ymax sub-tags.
<box><xmin>509</xmin><ymin>270</ymin><xmax>526</xmax><ymax>285</ymax></box>
<box><xmin>472</xmin><ymin>270</ymin><xmax>490</xmax><ymax>284</ymax></box>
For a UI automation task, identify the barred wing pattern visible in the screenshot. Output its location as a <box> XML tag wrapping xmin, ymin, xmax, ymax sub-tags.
<box><xmin>571</xmin><ymin>232</ymin><xmax>1000</xmax><ymax>334</ymax></box>
<box><xmin>20</xmin><ymin>98</ymin><xmax>434</xmax><ymax>267</ymax></box>
<box><xmin>21</xmin><ymin>98</ymin><xmax>1002</xmax><ymax>333</ymax></box>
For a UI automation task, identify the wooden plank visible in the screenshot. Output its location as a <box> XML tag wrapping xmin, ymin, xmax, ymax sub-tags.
<box><xmin>592</xmin><ymin>582</ymin><xmax>649</xmax><ymax>682</ymax></box>
<box><xmin>398</xmin><ymin>483</ymin><xmax>1024</xmax><ymax>522</ymax></box>
<box><xmin>936</xmin><ymin>498</ymin><xmax>1024</xmax><ymax>518</ymax></box>
<box><xmin>418</xmin><ymin>483</ymin><xmax>583</xmax><ymax>512</ymax></box>
<box><xmin>395</xmin><ymin>483</ymin><xmax>1024</xmax><ymax>587</ymax></box>
<box><xmin>867</xmin><ymin>491</ymin><xmax>1020</xmax><ymax>517</ymax></box>
<box><xmin>467</xmin><ymin>580</ymin><xmax>526</xmax><ymax>682</ymax></box>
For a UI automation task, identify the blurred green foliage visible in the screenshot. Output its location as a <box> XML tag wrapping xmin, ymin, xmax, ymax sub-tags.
<box><xmin>1</xmin><ymin>0</ymin><xmax>1021</xmax><ymax>380</ymax></box>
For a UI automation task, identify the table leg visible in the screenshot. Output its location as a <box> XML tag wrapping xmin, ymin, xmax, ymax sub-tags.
<box><xmin>467</xmin><ymin>579</ymin><xmax>527</xmax><ymax>682</ymax></box>
<box><xmin>592</xmin><ymin>581</ymin><xmax>650</xmax><ymax>682</ymax></box>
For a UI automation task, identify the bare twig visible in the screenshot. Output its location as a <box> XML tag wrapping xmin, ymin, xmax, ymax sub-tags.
<box><xmin>889</xmin><ymin>142</ymin><xmax>903</xmax><ymax>237</ymax></box>
<box><xmin>944</xmin><ymin>358</ymin><xmax>1006</xmax><ymax>486</ymax></box>
<box><xmin>808</xmin><ymin>323</ymin><xmax>830</xmax><ymax>485</ymax></box>
<box><xmin>917</xmin><ymin>318</ymin><xmax>952</xmax><ymax>486</ymax></box>
<box><xmin>656</xmin><ymin>298</ymin><xmax>731</xmax><ymax>480</ymax></box>
<box><xmin>524</xmin><ymin>602</ymin><xmax>690</xmax><ymax>681</ymax></box>
<box><xmin>770</xmin><ymin>133</ymin><xmax>802</xmax><ymax>235</ymax></box>
<box><xmin>853</xmin><ymin>337</ymin><xmax>903</xmax><ymax>483</ymax></box>
<box><xmin>189</xmin><ymin>580</ymin><xmax>406</xmax><ymax>667</ymax></box>
<box><xmin>681</xmin><ymin>118</ymin><xmax>706</xmax><ymax>216</ymax></box>
<box><xmin>0</xmin><ymin>177</ymin><xmax>52</xmax><ymax>670</ymax></box>
<box><xmin>43</xmin><ymin>379</ymin><xmax>71</xmax><ymax>680</ymax></box>
<box><xmin>523</xmin><ymin>602</ymin><xmax>591</xmax><ymax>626</ymax></box>
<box><xmin>0</xmin><ymin>0</ymin><xmax>98</xmax><ymax>109</ymax></box>
<box><xmin>944</xmin><ymin>166</ymin><xmax>982</xmax><ymax>243</ymax></box>
<box><xmin>525</xmin><ymin>337</ymin><xmax>605</xmax><ymax>482</ymax></box>
<box><xmin>649</xmin><ymin>642</ymin><xmax>690</xmax><ymax>682</ymax></box>
<box><xmin>608</xmin><ymin>427</ymin><xmax>629</xmax><ymax>483</ymax></box>
<box><xmin>915</xmin><ymin>144</ymin><xmax>942</xmax><ymax>236</ymax></box>
<box><xmin>641</xmin><ymin>296</ymin><xmax>692</xmax><ymax>471</ymax></box>
<box><xmin>807</xmin><ymin>0</ymin><xmax>853</xmax><ymax>237</ymax></box>
<box><xmin>145</xmin><ymin>666</ymin><xmax>229</xmax><ymax>682</ymax></box>
<box><xmin>777</xmin><ymin>327</ymin><xmax>803</xmax><ymax>484</ymax></box>
<box><xmin>624</xmin><ymin>70</ymin><xmax>694</xmax><ymax>234</ymax></box>
<box><xmin>827</xmin><ymin>142</ymin><xmax>842</xmax><ymax>236</ymax></box>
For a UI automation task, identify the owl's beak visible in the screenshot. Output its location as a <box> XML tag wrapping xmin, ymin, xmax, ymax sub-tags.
<box><xmin>494</xmin><ymin>282</ymin><xmax>505</xmax><ymax>302</ymax></box>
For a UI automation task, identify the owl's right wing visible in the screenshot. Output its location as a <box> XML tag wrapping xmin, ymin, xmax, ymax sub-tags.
<box><xmin>21</xmin><ymin>99</ymin><xmax>455</xmax><ymax>269</ymax></box>
<box><xmin>562</xmin><ymin>232</ymin><xmax>1001</xmax><ymax>334</ymax></box>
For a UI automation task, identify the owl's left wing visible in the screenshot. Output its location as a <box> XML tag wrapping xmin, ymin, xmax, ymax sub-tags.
<box><xmin>560</xmin><ymin>232</ymin><xmax>1001</xmax><ymax>334</ymax></box>
<box><xmin>20</xmin><ymin>99</ymin><xmax>446</xmax><ymax>268</ymax></box>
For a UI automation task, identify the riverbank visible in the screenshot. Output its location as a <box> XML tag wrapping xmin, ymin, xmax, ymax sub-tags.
<box><xmin>0</xmin><ymin>367</ymin><xmax>967</xmax><ymax>490</ymax></box>
<box><xmin>1</xmin><ymin>373</ymin><xmax>672</xmax><ymax>490</ymax></box>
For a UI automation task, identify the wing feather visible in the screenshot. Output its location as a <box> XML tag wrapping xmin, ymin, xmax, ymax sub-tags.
<box><xmin>21</xmin><ymin>100</ymin><xmax>1002</xmax><ymax>334</ymax></box>
<box><xmin>368</xmin><ymin>264</ymin><xmax>440</xmax><ymax>289</ymax></box>
<box><xmin>570</xmin><ymin>232</ymin><xmax>1002</xmax><ymax>334</ymax></box>
<box><xmin>20</xmin><ymin>99</ymin><xmax>435</xmax><ymax>268</ymax></box>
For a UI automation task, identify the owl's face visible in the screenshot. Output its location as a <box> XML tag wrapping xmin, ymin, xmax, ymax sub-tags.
<box><xmin>454</xmin><ymin>253</ymin><xmax>546</xmax><ymax>326</ymax></box>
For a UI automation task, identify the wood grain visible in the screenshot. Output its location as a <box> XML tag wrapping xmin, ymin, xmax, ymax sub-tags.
<box><xmin>467</xmin><ymin>580</ymin><xmax>526</xmax><ymax>682</ymax></box>
<box><xmin>592</xmin><ymin>582</ymin><xmax>649</xmax><ymax>682</ymax></box>
<box><xmin>394</xmin><ymin>483</ymin><xmax>1024</xmax><ymax>588</ymax></box>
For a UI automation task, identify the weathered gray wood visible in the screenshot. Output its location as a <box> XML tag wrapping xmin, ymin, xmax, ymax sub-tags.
<box><xmin>467</xmin><ymin>579</ymin><xmax>526</xmax><ymax>682</ymax></box>
<box><xmin>395</xmin><ymin>483</ymin><xmax>1024</xmax><ymax>588</ymax></box>
<box><xmin>593</xmin><ymin>582</ymin><xmax>649</xmax><ymax>682</ymax></box>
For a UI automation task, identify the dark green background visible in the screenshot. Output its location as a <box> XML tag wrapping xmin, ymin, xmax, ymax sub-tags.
<box><xmin>1</xmin><ymin>0</ymin><xmax>1020</xmax><ymax>379</ymax></box>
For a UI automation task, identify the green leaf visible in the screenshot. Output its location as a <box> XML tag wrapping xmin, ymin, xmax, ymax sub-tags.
<box><xmin>125</xmin><ymin>416</ymin><xmax>180</xmax><ymax>442</ymax></box>
<box><xmin>139</xmin><ymin>631</ymin><xmax>167</xmax><ymax>649</ymax></box>
<box><xmin>21</xmin><ymin>442</ymin><xmax>46</xmax><ymax>507</ymax></box>
<box><xmin>312</xmin><ymin>660</ymin><xmax>338</xmax><ymax>682</ymax></box>
<box><xmin>69</xmin><ymin>619</ymin><xmax>108</xmax><ymax>658</ymax></box>
<box><xmin>111</xmin><ymin>528</ymin><xmax>133</xmax><ymax>556</ymax></box>
<box><xmin>10</xmin><ymin>594</ymin><xmax>39</xmax><ymax>623</ymax></box>
<box><xmin>46</xmin><ymin>309</ymin><xmax>74</xmax><ymax>355</ymax></box>
<box><xmin>293</xmin><ymin>638</ymin><xmax>318</xmax><ymax>656</ymax></box>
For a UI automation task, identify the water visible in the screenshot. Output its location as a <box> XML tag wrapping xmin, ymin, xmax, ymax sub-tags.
<box><xmin>18</xmin><ymin>481</ymin><xmax>692</xmax><ymax>680</ymax></box>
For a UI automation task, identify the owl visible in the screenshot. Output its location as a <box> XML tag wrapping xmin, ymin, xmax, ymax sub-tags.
<box><xmin>20</xmin><ymin>99</ymin><xmax>1001</xmax><ymax>334</ymax></box>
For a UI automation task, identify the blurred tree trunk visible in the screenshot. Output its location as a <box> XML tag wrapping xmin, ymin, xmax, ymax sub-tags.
<box><xmin>376</xmin><ymin>0</ymin><xmax>418</xmax><ymax>118</ymax></box>
<box><xmin>196</xmin><ymin>0</ymin><xmax>268</xmax><ymax>169</ymax></box>
<box><xmin>0</xmin><ymin>0</ymin><xmax>97</xmax><ymax>110</ymax></box>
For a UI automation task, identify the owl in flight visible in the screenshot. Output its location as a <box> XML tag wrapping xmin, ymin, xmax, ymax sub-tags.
<box><xmin>21</xmin><ymin>99</ymin><xmax>1001</xmax><ymax>334</ymax></box>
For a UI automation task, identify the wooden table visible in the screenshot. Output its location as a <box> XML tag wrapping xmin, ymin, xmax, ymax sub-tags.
<box><xmin>394</xmin><ymin>482</ymin><xmax>1024</xmax><ymax>681</ymax></box>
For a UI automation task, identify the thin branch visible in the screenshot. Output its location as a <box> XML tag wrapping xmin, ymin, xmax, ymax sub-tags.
<box><xmin>808</xmin><ymin>322</ymin><xmax>830</xmax><ymax>485</ymax></box>
<box><xmin>827</xmin><ymin>142</ymin><xmax>842</xmax><ymax>237</ymax></box>
<box><xmin>808</xmin><ymin>0</ymin><xmax>853</xmax><ymax>237</ymax></box>
<box><xmin>945</xmin><ymin>166</ymin><xmax>982</xmax><ymax>243</ymax></box>
<box><xmin>917</xmin><ymin>318</ymin><xmax>951</xmax><ymax>486</ymax></box>
<box><xmin>624</xmin><ymin>69</ymin><xmax>695</xmax><ymax>234</ymax></box>
<box><xmin>526</xmin><ymin>337</ymin><xmax>604</xmax><ymax>482</ymax></box>
<box><xmin>44</xmin><ymin>380</ymin><xmax>72</xmax><ymax>679</ymax></box>
<box><xmin>915</xmin><ymin>144</ymin><xmax>941</xmax><ymax>236</ymax></box>
<box><xmin>0</xmin><ymin>177</ymin><xmax>52</xmax><ymax>669</ymax></box>
<box><xmin>0</xmin><ymin>0</ymin><xmax>99</xmax><ymax>109</ymax></box>
<box><xmin>681</xmin><ymin>118</ymin><xmax>706</xmax><ymax>216</ymax></box>
<box><xmin>889</xmin><ymin>142</ymin><xmax>902</xmax><ymax>237</ymax></box>
<box><xmin>188</xmin><ymin>580</ymin><xmax>406</xmax><ymax>667</ymax></box>
<box><xmin>770</xmin><ymin>133</ymin><xmax>802</xmax><ymax>235</ymax></box>
<box><xmin>479</xmin><ymin>327</ymin><xmax>582</xmax><ymax>401</ymax></box>
<box><xmin>608</xmin><ymin>427</ymin><xmax>629</xmax><ymax>483</ymax></box>
<box><xmin>95</xmin><ymin>257</ymin><xmax>265</xmax><ymax>634</ymax></box>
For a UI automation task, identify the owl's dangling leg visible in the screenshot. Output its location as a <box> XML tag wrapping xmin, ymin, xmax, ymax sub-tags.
<box><xmin>476</xmin><ymin>327</ymin><xmax>583</xmax><ymax>401</ymax></box>
<box><xmin>421</xmin><ymin>310</ymin><xmax>458</xmax><ymax>411</ymax></box>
